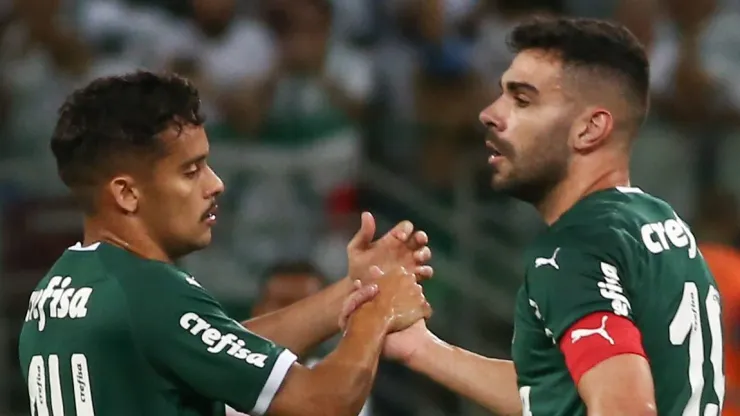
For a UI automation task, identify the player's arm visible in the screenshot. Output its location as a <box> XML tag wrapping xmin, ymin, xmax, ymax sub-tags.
<box><xmin>243</xmin><ymin>214</ymin><xmax>432</xmax><ymax>358</ymax></box>
<box><xmin>560</xmin><ymin>313</ymin><xmax>656</xmax><ymax>415</ymax></box>
<box><xmin>265</xmin><ymin>266</ymin><xmax>431</xmax><ymax>416</ymax></box>
<box><xmin>529</xmin><ymin>240</ymin><xmax>657</xmax><ymax>416</ymax></box>
<box><xmin>241</xmin><ymin>278</ymin><xmax>356</xmax><ymax>358</ymax></box>
<box><xmin>576</xmin><ymin>355</ymin><xmax>656</xmax><ymax>416</ymax></box>
<box><xmin>266</xmin><ymin>300</ymin><xmax>391</xmax><ymax>416</ymax></box>
<box><xmin>339</xmin><ymin>291</ymin><xmax>522</xmax><ymax>415</ymax></box>
<box><xmin>132</xmin><ymin>264</ymin><xmax>430</xmax><ymax>416</ymax></box>
<box><xmin>404</xmin><ymin>330</ymin><xmax>521</xmax><ymax>415</ymax></box>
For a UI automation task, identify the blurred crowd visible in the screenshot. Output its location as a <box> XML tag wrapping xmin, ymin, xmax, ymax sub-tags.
<box><xmin>1</xmin><ymin>0</ymin><xmax>740</xmax><ymax>414</ymax></box>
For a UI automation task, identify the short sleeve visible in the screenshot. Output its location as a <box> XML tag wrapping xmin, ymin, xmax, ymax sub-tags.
<box><xmin>525</xmin><ymin>238</ymin><xmax>635</xmax><ymax>342</ymax></box>
<box><xmin>127</xmin><ymin>270</ymin><xmax>297</xmax><ymax>415</ymax></box>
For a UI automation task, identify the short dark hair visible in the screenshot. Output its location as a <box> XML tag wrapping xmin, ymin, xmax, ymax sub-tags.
<box><xmin>508</xmin><ymin>16</ymin><xmax>650</xmax><ymax>124</ymax></box>
<box><xmin>264</xmin><ymin>260</ymin><xmax>326</xmax><ymax>281</ymax></box>
<box><xmin>259</xmin><ymin>260</ymin><xmax>327</xmax><ymax>294</ymax></box>
<box><xmin>51</xmin><ymin>71</ymin><xmax>205</xmax><ymax>209</ymax></box>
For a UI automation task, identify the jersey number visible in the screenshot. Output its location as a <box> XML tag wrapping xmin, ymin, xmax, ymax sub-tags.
<box><xmin>27</xmin><ymin>354</ymin><xmax>95</xmax><ymax>416</ymax></box>
<box><xmin>519</xmin><ymin>386</ymin><xmax>533</xmax><ymax>416</ymax></box>
<box><xmin>669</xmin><ymin>283</ymin><xmax>725</xmax><ymax>416</ymax></box>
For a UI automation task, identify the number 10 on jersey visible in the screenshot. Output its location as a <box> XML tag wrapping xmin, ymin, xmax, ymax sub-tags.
<box><xmin>670</xmin><ymin>283</ymin><xmax>725</xmax><ymax>416</ymax></box>
<box><xmin>28</xmin><ymin>354</ymin><xmax>95</xmax><ymax>415</ymax></box>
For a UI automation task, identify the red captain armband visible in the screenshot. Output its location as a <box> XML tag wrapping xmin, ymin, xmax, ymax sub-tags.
<box><xmin>559</xmin><ymin>312</ymin><xmax>647</xmax><ymax>385</ymax></box>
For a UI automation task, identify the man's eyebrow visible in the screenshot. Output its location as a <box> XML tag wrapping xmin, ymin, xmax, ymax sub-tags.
<box><xmin>180</xmin><ymin>154</ymin><xmax>207</xmax><ymax>168</ymax></box>
<box><xmin>499</xmin><ymin>79</ymin><xmax>540</xmax><ymax>95</ymax></box>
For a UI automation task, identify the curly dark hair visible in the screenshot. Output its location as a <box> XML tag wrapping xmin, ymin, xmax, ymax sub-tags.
<box><xmin>51</xmin><ymin>71</ymin><xmax>205</xmax><ymax>209</ymax></box>
<box><xmin>508</xmin><ymin>16</ymin><xmax>650</xmax><ymax>124</ymax></box>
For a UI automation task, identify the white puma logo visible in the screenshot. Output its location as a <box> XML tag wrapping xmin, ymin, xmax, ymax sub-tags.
<box><xmin>570</xmin><ymin>315</ymin><xmax>615</xmax><ymax>345</ymax></box>
<box><xmin>185</xmin><ymin>275</ymin><xmax>202</xmax><ymax>288</ymax></box>
<box><xmin>534</xmin><ymin>248</ymin><xmax>560</xmax><ymax>269</ymax></box>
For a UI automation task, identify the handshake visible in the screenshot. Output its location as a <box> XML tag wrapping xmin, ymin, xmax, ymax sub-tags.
<box><xmin>338</xmin><ymin>212</ymin><xmax>437</xmax><ymax>363</ymax></box>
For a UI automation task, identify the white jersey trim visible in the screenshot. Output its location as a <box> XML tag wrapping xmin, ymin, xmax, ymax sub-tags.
<box><xmin>615</xmin><ymin>186</ymin><xmax>644</xmax><ymax>194</ymax></box>
<box><xmin>250</xmin><ymin>349</ymin><xmax>298</xmax><ymax>415</ymax></box>
<box><xmin>68</xmin><ymin>242</ymin><xmax>101</xmax><ymax>251</ymax></box>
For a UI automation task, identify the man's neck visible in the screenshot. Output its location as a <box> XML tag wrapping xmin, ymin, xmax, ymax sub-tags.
<box><xmin>82</xmin><ymin>216</ymin><xmax>174</xmax><ymax>264</ymax></box>
<box><xmin>536</xmin><ymin>167</ymin><xmax>630</xmax><ymax>226</ymax></box>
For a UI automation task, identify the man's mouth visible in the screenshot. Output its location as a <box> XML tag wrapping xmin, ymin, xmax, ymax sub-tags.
<box><xmin>486</xmin><ymin>141</ymin><xmax>503</xmax><ymax>164</ymax></box>
<box><xmin>202</xmin><ymin>204</ymin><xmax>218</xmax><ymax>222</ymax></box>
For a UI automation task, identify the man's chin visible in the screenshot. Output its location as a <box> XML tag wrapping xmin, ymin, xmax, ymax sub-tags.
<box><xmin>490</xmin><ymin>174</ymin><xmax>513</xmax><ymax>192</ymax></box>
<box><xmin>196</xmin><ymin>230</ymin><xmax>213</xmax><ymax>248</ymax></box>
<box><xmin>183</xmin><ymin>231</ymin><xmax>213</xmax><ymax>255</ymax></box>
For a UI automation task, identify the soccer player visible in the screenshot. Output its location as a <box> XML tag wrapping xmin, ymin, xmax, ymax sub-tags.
<box><xmin>344</xmin><ymin>16</ymin><xmax>726</xmax><ymax>415</ymax></box>
<box><xmin>18</xmin><ymin>71</ymin><xmax>435</xmax><ymax>416</ymax></box>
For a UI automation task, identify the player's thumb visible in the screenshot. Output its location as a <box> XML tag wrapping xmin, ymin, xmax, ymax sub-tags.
<box><xmin>347</xmin><ymin>212</ymin><xmax>376</xmax><ymax>251</ymax></box>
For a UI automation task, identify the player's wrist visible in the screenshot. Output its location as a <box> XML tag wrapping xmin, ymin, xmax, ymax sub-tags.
<box><xmin>349</xmin><ymin>303</ymin><xmax>393</xmax><ymax>334</ymax></box>
<box><xmin>406</xmin><ymin>328</ymin><xmax>443</xmax><ymax>369</ymax></box>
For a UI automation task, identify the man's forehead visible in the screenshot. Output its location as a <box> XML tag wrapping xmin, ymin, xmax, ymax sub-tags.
<box><xmin>503</xmin><ymin>49</ymin><xmax>564</xmax><ymax>92</ymax></box>
<box><xmin>159</xmin><ymin>125</ymin><xmax>209</xmax><ymax>159</ymax></box>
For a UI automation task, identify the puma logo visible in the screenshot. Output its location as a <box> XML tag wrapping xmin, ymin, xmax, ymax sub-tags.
<box><xmin>571</xmin><ymin>315</ymin><xmax>615</xmax><ymax>345</ymax></box>
<box><xmin>534</xmin><ymin>248</ymin><xmax>560</xmax><ymax>269</ymax></box>
<box><xmin>185</xmin><ymin>275</ymin><xmax>202</xmax><ymax>288</ymax></box>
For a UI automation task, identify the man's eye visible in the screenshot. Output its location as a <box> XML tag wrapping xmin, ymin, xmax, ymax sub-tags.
<box><xmin>184</xmin><ymin>168</ymin><xmax>200</xmax><ymax>178</ymax></box>
<box><xmin>514</xmin><ymin>96</ymin><xmax>530</xmax><ymax>108</ymax></box>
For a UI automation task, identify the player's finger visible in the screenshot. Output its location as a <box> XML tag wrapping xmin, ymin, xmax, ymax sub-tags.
<box><xmin>405</xmin><ymin>230</ymin><xmax>429</xmax><ymax>251</ymax></box>
<box><xmin>350</xmin><ymin>284</ymin><xmax>378</xmax><ymax>310</ymax></box>
<box><xmin>414</xmin><ymin>246</ymin><xmax>432</xmax><ymax>263</ymax></box>
<box><xmin>414</xmin><ymin>265</ymin><xmax>434</xmax><ymax>281</ymax></box>
<box><xmin>422</xmin><ymin>300</ymin><xmax>433</xmax><ymax>320</ymax></box>
<box><xmin>347</xmin><ymin>212</ymin><xmax>376</xmax><ymax>251</ymax></box>
<box><xmin>383</xmin><ymin>220</ymin><xmax>414</xmax><ymax>243</ymax></box>
<box><xmin>339</xmin><ymin>283</ymin><xmax>379</xmax><ymax>329</ymax></box>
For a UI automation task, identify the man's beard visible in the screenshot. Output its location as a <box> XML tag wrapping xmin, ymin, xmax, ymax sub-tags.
<box><xmin>493</xmin><ymin>142</ymin><xmax>570</xmax><ymax>206</ymax></box>
<box><xmin>495</xmin><ymin>164</ymin><xmax>566</xmax><ymax>206</ymax></box>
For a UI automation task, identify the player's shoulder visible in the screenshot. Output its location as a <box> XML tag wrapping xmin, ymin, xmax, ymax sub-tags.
<box><xmin>525</xmin><ymin>187</ymin><xmax>690</xmax><ymax>271</ymax></box>
<box><xmin>59</xmin><ymin>242</ymin><xmax>205</xmax><ymax>295</ymax></box>
<box><xmin>547</xmin><ymin>187</ymin><xmax>686</xmax><ymax>247</ymax></box>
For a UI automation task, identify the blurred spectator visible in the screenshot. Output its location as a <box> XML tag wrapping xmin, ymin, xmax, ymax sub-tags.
<box><xmin>206</xmin><ymin>0</ymin><xmax>368</xmax><ymax>281</ymax></box>
<box><xmin>225</xmin><ymin>260</ymin><xmax>373</xmax><ymax>416</ymax></box>
<box><xmin>411</xmin><ymin>70</ymin><xmax>485</xmax><ymax>191</ymax></box>
<box><xmin>250</xmin><ymin>261</ymin><xmax>328</xmax><ymax>352</ymax></box>
<box><xmin>473</xmin><ymin>0</ymin><xmax>564</xmax><ymax>88</ymax></box>
<box><xmin>693</xmin><ymin>188</ymin><xmax>740</xmax><ymax>415</ymax></box>
<box><xmin>330</xmin><ymin>0</ymin><xmax>376</xmax><ymax>44</ymax></box>
<box><xmin>377</xmin><ymin>0</ymin><xmax>481</xmax><ymax>123</ymax></box>
<box><xmin>0</xmin><ymin>0</ymin><xmax>91</xmax><ymax>157</ymax></box>
<box><xmin>121</xmin><ymin>0</ymin><xmax>276</xmax><ymax>126</ymax></box>
<box><xmin>621</xmin><ymin>0</ymin><xmax>701</xmax><ymax>219</ymax></box>
<box><xmin>225</xmin><ymin>0</ymin><xmax>373</xmax><ymax>140</ymax></box>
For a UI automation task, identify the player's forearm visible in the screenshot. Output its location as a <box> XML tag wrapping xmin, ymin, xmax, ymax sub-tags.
<box><xmin>408</xmin><ymin>335</ymin><xmax>521</xmax><ymax>415</ymax></box>
<box><xmin>269</xmin><ymin>305</ymin><xmax>388</xmax><ymax>416</ymax></box>
<box><xmin>307</xmin><ymin>309</ymin><xmax>387</xmax><ymax>415</ymax></box>
<box><xmin>242</xmin><ymin>278</ymin><xmax>354</xmax><ymax>357</ymax></box>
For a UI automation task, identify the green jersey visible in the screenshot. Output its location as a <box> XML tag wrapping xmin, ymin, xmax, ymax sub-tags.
<box><xmin>18</xmin><ymin>242</ymin><xmax>297</xmax><ymax>416</ymax></box>
<box><xmin>512</xmin><ymin>187</ymin><xmax>725</xmax><ymax>416</ymax></box>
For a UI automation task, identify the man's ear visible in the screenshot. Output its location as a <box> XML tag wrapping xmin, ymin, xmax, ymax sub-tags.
<box><xmin>572</xmin><ymin>108</ymin><xmax>613</xmax><ymax>152</ymax></box>
<box><xmin>107</xmin><ymin>175</ymin><xmax>140</xmax><ymax>214</ymax></box>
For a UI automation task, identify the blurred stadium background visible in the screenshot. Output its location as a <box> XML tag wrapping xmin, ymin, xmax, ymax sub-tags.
<box><xmin>1</xmin><ymin>0</ymin><xmax>739</xmax><ymax>414</ymax></box>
